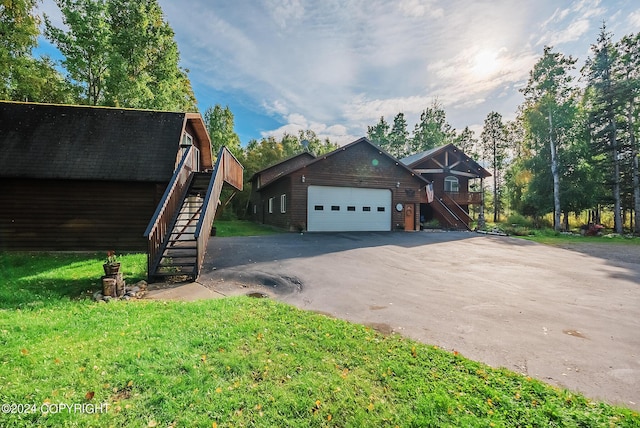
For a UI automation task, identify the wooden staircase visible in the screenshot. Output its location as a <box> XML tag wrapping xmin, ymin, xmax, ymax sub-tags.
<box><xmin>144</xmin><ymin>146</ymin><xmax>243</xmax><ymax>282</ymax></box>
<box><xmin>153</xmin><ymin>172</ymin><xmax>210</xmax><ymax>279</ymax></box>
<box><xmin>431</xmin><ymin>196</ymin><xmax>472</xmax><ymax>231</ymax></box>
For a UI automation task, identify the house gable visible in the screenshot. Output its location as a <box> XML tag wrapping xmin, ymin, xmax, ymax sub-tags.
<box><xmin>401</xmin><ymin>143</ymin><xmax>490</xmax><ymax>179</ymax></box>
<box><xmin>251</xmin><ymin>152</ymin><xmax>316</xmax><ymax>188</ymax></box>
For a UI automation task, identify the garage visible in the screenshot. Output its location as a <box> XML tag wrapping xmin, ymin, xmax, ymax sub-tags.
<box><xmin>307</xmin><ymin>185</ymin><xmax>391</xmax><ymax>232</ymax></box>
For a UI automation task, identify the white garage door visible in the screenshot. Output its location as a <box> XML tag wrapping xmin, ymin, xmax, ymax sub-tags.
<box><xmin>307</xmin><ymin>185</ymin><xmax>391</xmax><ymax>232</ymax></box>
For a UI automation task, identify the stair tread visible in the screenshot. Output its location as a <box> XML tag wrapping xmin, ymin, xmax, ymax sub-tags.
<box><xmin>158</xmin><ymin>262</ymin><xmax>197</xmax><ymax>267</ymax></box>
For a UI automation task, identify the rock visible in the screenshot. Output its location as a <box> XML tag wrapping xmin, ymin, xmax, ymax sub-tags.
<box><xmin>98</xmin><ymin>299</ymin><xmax>106</xmax><ymax>304</ymax></box>
<box><xmin>132</xmin><ymin>280</ymin><xmax>148</xmax><ymax>291</ymax></box>
<box><xmin>123</xmin><ymin>295</ymin><xmax>131</xmax><ymax>301</ymax></box>
<box><xmin>103</xmin><ymin>296</ymin><xmax>113</xmax><ymax>302</ymax></box>
<box><xmin>129</xmin><ymin>286</ymin><xmax>141</xmax><ymax>294</ymax></box>
<box><xmin>93</xmin><ymin>292</ymin><xmax>103</xmax><ymax>301</ymax></box>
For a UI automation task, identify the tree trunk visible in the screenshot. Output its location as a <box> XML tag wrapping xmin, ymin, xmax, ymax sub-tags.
<box><xmin>630</xmin><ymin>107</ymin><xmax>640</xmax><ymax>235</ymax></box>
<box><xmin>612</xmin><ymin>122</ymin><xmax>623</xmax><ymax>234</ymax></box>
<box><xmin>493</xmin><ymin>136</ymin><xmax>498</xmax><ymax>223</ymax></box>
<box><xmin>548</xmin><ymin>111</ymin><xmax>561</xmax><ymax>231</ymax></box>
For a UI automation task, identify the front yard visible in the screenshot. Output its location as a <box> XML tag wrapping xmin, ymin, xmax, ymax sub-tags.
<box><xmin>0</xmin><ymin>252</ymin><xmax>638</xmax><ymax>427</ymax></box>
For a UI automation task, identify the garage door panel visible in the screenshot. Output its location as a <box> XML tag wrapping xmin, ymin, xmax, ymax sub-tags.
<box><xmin>307</xmin><ymin>186</ymin><xmax>391</xmax><ymax>232</ymax></box>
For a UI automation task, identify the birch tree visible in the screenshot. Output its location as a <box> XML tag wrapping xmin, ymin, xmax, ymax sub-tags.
<box><xmin>522</xmin><ymin>46</ymin><xmax>577</xmax><ymax>231</ymax></box>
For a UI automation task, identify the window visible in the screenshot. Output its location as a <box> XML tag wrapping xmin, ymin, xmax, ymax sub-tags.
<box><xmin>347</xmin><ymin>206</ymin><xmax>356</xmax><ymax>212</ymax></box>
<box><xmin>363</xmin><ymin>206</ymin><xmax>371</xmax><ymax>212</ymax></box>
<box><xmin>331</xmin><ymin>205</ymin><xmax>340</xmax><ymax>211</ymax></box>
<box><xmin>181</xmin><ymin>132</ymin><xmax>193</xmax><ymax>147</ymax></box>
<box><xmin>445</xmin><ymin>176</ymin><xmax>459</xmax><ymax>193</ymax></box>
<box><xmin>280</xmin><ymin>194</ymin><xmax>286</xmax><ymax>213</ymax></box>
<box><xmin>314</xmin><ymin>205</ymin><xmax>324</xmax><ymax>211</ymax></box>
<box><xmin>268</xmin><ymin>198</ymin><xmax>274</xmax><ymax>214</ymax></box>
<box><xmin>377</xmin><ymin>207</ymin><xmax>385</xmax><ymax>212</ymax></box>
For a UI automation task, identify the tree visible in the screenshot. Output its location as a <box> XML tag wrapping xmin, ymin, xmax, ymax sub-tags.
<box><xmin>204</xmin><ymin>104</ymin><xmax>242</xmax><ymax>158</ymax></box>
<box><xmin>522</xmin><ymin>46</ymin><xmax>577</xmax><ymax>231</ymax></box>
<box><xmin>0</xmin><ymin>0</ymin><xmax>71</xmax><ymax>102</ymax></box>
<box><xmin>480</xmin><ymin>111</ymin><xmax>507</xmax><ymax>222</ymax></box>
<box><xmin>454</xmin><ymin>126</ymin><xmax>478</xmax><ymax>158</ymax></box>
<box><xmin>45</xmin><ymin>0</ymin><xmax>111</xmax><ymax>105</ymax></box>
<box><xmin>388</xmin><ymin>112</ymin><xmax>409</xmax><ymax>158</ymax></box>
<box><xmin>44</xmin><ymin>0</ymin><xmax>196</xmax><ymax>110</ymax></box>
<box><xmin>367</xmin><ymin>116</ymin><xmax>390</xmax><ymax>151</ymax></box>
<box><xmin>614</xmin><ymin>33</ymin><xmax>640</xmax><ymax>234</ymax></box>
<box><xmin>410</xmin><ymin>100</ymin><xmax>455</xmax><ymax>153</ymax></box>
<box><xmin>583</xmin><ymin>23</ymin><xmax>624</xmax><ymax>233</ymax></box>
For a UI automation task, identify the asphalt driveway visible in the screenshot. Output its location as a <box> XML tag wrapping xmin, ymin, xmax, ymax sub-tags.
<box><xmin>199</xmin><ymin>231</ymin><xmax>640</xmax><ymax>410</ymax></box>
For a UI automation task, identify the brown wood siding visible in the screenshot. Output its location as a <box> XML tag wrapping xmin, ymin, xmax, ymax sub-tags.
<box><xmin>256</xmin><ymin>178</ymin><xmax>292</xmax><ymax>230</ymax></box>
<box><xmin>256</xmin><ymin>142</ymin><xmax>425</xmax><ymax>231</ymax></box>
<box><xmin>0</xmin><ymin>178</ymin><xmax>163</xmax><ymax>251</ymax></box>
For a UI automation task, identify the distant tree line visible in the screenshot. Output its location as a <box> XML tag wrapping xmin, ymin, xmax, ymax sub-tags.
<box><xmin>367</xmin><ymin>24</ymin><xmax>640</xmax><ymax>234</ymax></box>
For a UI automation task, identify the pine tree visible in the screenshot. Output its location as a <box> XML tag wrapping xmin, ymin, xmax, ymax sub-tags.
<box><xmin>481</xmin><ymin>111</ymin><xmax>507</xmax><ymax>222</ymax></box>
<box><xmin>613</xmin><ymin>33</ymin><xmax>640</xmax><ymax>234</ymax></box>
<box><xmin>583</xmin><ymin>23</ymin><xmax>624</xmax><ymax>233</ymax></box>
<box><xmin>410</xmin><ymin>101</ymin><xmax>455</xmax><ymax>153</ymax></box>
<box><xmin>367</xmin><ymin>116</ymin><xmax>390</xmax><ymax>151</ymax></box>
<box><xmin>388</xmin><ymin>112</ymin><xmax>409</xmax><ymax>158</ymax></box>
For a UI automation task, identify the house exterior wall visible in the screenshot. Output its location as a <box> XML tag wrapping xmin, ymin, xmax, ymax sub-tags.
<box><xmin>252</xmin><ymin>142</ymin><xmax>425</xmax><ymax>231</ymax></box>
<box><xmin>0</xmin><ymin>178</ymin><xmax>164</xmax><ymax>251</ymax></box>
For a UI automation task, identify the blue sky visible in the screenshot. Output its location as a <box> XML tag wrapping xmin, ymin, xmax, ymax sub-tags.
<box><xmin>37</xmin><ymin>0</ymin><xmax>640</xmax><ymax>145</ymax></box>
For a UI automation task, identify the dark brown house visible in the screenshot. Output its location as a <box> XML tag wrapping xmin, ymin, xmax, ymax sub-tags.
<box><xmin>401</xmin><ymin>143</ymin><xmax>490</xmax><ymax>230</ymax></box>
<box><xmin>249</xmin><ymin>137</ymin><xmax>431</xmax><ymax>232</ymax></box>
<box><xmin>0</xmin><ymin>101</ymin><xmax>244</xmax><ymax>281</ymax></box>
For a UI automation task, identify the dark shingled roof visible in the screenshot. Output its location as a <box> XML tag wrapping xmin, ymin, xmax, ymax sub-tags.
<box><xmin>0</xmin><ymin>101</ymin><xmax>187</xmax><ymax>182</ymax></box>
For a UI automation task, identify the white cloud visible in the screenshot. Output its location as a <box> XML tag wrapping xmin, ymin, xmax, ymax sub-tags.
<box><xmin>261</xmin><ymin>113</ymin><xmax>357</xmax><ymax>145</ymax></box>
<box><xmin>628</xmin><ymin>10</ymin><xmax>640</xmax><ymax>27</ymax></box>
<box><xmin>398</xmin><ymin>0</ymin><xmax>444</xmax><ymax>18</ymax></box>
<box><xmin>265</xmin><ymin>0</ymin><xmax>304</xmax><ymax>28</ymax></box>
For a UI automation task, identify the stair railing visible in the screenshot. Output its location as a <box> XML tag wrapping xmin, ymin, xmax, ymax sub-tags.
<box><xmin>144</xmin><ymin>146</ymin><xmax>198</xmax><ymax>278</ymax></box>
<box><xmin>443</xmin><ymin>193</ymin><xmax>472</xmax><ymax>230</ymax></box>
<box><xmin>432</xmin><ymin>197</ymin><xmax>462</xmax><ymax>229</ymax></box>
<box><xmin>194</xmin><ymin>146</ymin><xmax>244</xmax><ymax>276</ymax></box>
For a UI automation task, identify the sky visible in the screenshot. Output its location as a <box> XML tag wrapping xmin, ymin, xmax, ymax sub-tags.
<box><xmin>37</xmin><ymin>0</ymin><xmax>640</xmax><ymax>146</ymax></box>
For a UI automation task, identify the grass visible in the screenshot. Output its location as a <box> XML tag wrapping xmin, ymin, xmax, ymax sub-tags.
<box><xmin>1</xmin><ymin>253</ymin><xmax>638</xmax><ymax>427</ymax></box>
<box><xmin>213</xmin><ymin>219</ymin><xmax>281</xmax><ymax>237</ymax></box>
<box><xmin>511</xmin><ymin>228</ymin><xmax>640</xmax><ymax>246</ymax></box>
<box><xmin>0</xmin><ymin>252</ymin><xmax>147</xmax><ymax>310</ymax></box>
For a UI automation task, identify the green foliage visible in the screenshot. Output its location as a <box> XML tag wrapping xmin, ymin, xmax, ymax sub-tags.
<box><xmin>481</xmin><ymin>111</ymin><xmax>508</xmax><ymax>222</ymax></box>
<box><xmin>1</xmin><ymin>254</ymin><xmax>638</xmax><ymax>426</ymax></box>
<box><xmin>410</xmin><ymin>100</ymin><xmax>456</xmax><ymax>153</ymax></box>
<box><xmin>44</xmin><ymin>0</ymin><xmax>196</xmax><ymax>110</ymax></box>
<box><xmin>367</xmin><ymin>116</ymin><xmax>390</xmax><ymax>148</ymax></box>
<box><xmin>204</xmin><ymin>104</ymin><xmax>242</xmax><ymax>158</ymax></box>
<box><xmin>454</xmin><ymin>126</ymin><xmax>478</xmax><ymax>158</ymax></box>
<box><xmin>388</xmin><ymin>112</ymin><xmax>409</xmax><ymax>158</ymax></box>
<box><xmin>0</xmin><ymin>0</ymin><xmax>72</xmax><ymax>102</ymax></box>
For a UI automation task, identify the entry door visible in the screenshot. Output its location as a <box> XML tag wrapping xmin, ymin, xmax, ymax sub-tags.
<box><xmin>404</xmin><ymin>203</ymin><xmax>415</xmax><ymax>231</ymax></box>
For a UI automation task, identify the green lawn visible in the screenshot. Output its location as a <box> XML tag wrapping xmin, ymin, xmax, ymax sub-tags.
<box><xmin>0</xmin><ymin>253</ymin><xmax>638</xmax><ymax>427</ymax></box>
<box><xmin>517</xmin><ymin>229</ymin><xmax>640</xmax><ymax>246</ymax></box>
<box><xmin>213</xmin><ymin>219</ymin><xmax>281</xmax><ymax>237</ymax></box>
